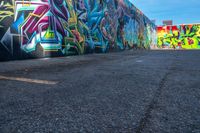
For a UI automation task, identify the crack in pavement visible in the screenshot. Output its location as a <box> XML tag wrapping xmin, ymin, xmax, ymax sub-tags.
<box><xmin>135</xmin><ymin>53</ymin><xmax>179</xmax><ymax>133</ymax></box>
<box><xmin>135</xmin><ymin>64</ymin><xmax>174</xmax><ymax>133</ymax></box>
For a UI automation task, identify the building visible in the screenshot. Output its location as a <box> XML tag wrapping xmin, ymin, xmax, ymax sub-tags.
<box><xmin>0</xmin><ymin>0</ymin><xmax>156</xmax><ymax>61</ymax></box>
<box><xmin>163</xmin><ymin>20</ymin><xmax>173</xmax><ymax>26</ymax></box>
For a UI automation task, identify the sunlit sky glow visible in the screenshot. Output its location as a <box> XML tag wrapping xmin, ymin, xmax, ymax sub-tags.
<box><xmin>129</xmin><ymin>0</ymin><xmax>200</xmax><ymax>25</ymax></box>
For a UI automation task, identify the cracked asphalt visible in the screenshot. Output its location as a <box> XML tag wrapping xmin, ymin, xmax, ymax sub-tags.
<box><xmin>0</xmin><ymin>50</ymin><xmax>200</xmax><ymax>133</ymax></box>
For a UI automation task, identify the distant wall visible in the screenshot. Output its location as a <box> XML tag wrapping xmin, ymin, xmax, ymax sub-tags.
<box><xmin>0</xmin><ymin>0</ymin><xmax>156</xmax><ymax>61</ymax></box>
<box><xmin>157</xmin><ymin>24</ymin><xmax>200</xmax><ymax>49</ymax></box>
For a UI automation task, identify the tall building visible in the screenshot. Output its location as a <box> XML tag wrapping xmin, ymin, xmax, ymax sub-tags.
<box><xmin>163</xmin><ymin>20</ymin><xmax>173</xmax><ymax>26</ymax></box>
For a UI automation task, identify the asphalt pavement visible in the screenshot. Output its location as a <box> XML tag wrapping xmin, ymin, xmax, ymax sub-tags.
<box><xmin>0</xmin><ymin>50</ymin><xmax>200</xmax><ymax>133</ymax></box>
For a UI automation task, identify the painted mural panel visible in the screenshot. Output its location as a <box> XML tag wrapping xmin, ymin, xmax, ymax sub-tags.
<box><xmin>0</xmin><ymin>0</ymin><xmax>156</xmax><ymax>60</ymax></box>
<box><xmin>157</xmin><ymin>24</ymin><xmax>200</xmax><ymax>49</ymax></box>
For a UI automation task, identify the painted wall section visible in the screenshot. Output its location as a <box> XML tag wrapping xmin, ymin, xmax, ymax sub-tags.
<box><xmin>0</xmin><ymin>0</ymin><xmax>156</xmax><ymax>60</ymax></box>
<box><xmin>157</xmin><ymin>24</ymin><xmax>200</xmax><ymax>49</ymax></box>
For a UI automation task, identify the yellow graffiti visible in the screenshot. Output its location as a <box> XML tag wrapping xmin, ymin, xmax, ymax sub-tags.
<box><xmin>0</xmin><ymin>1</ymin><xmax>14</xmax><ymax>27</ymax></box>
<box><xmin>44</xmin><ymin>28</ymin><xmax>55</xmax><ymax>39</ymax></box>
<box><xmin>22</xmin><ymin>0</ymin><xmax>31</xmax><ymax>7</ymax></box>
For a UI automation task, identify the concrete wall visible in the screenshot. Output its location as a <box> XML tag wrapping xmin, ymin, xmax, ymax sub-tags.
<box><xmin>157</xmin><ymin>24</ymin><xmax>200</xmax><ymax>49</ymax></box>
<box><xmin>0</xmin><ymin>0</ymin><xmax>156</xmax><ymax>61</ymax></box>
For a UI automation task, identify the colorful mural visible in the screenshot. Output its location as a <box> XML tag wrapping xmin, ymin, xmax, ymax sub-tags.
<box><xmin>0</xmin><ymin>0</ymin><xmax>156</xmax><ymax>60</ymax></box>
<box><xmin>157</xmin><ymin>24</ymin><xmax>200</xmax><ymax>49</ymax></box>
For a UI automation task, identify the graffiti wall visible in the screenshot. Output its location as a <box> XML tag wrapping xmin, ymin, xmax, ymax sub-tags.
<box><xmin>157</xmin><ymin>24</ymin><xmax>200</xmax><ymax>49</ymax></box>
<box><xmin>0</xmin><ymin>0</ymin><xmax>156</xmax><ymax>60</ymax></box>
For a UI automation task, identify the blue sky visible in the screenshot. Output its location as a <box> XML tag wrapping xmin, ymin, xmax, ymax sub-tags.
<box><xmin>129</xmin><ymin>0</ymin><xmax>200</xmax><ymax>25</ymax></box>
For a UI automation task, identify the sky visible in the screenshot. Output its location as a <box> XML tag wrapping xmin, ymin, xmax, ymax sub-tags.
<box><xmin>129</xmin><ymin>0</ymin><xmax>200</xmax><ymax>25</ymax></box>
